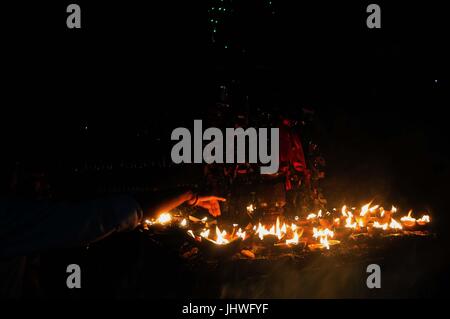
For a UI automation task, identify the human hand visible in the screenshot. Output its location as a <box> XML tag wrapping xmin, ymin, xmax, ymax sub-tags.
<box><xmin>188</xmin><ymin>195</ymin><xmax>226</xmax><ymax>217</ymax></box>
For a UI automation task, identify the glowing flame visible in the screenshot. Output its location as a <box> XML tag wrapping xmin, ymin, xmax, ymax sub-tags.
<box><xmin>180</xmin><ymin>218</ymin><xmax>187</xmax><ymax>227</ymax></box>
<box><xmin>156</xmin><ymin>212</ymin><xmax>172</xmax><ymax>225</ymax></box>
<box><xmin>391</xmin><ymin>205</ymin><xmax>397</xmax><ymax>213</ymax></box>
<box><xmin>275</xmin><ymin>218</ymin><xmax>282</xmax><ymax>239</ymax></box>
<box><xmin>318</xmin><ymin>210</ymin><xmax>323</xmax><ymax>218</ymax></box>
<box><xmin>360</xmin><ymin>203</ymin><xmax>371</xmax><ymax>217</ymax></box>
<box><xmin>214</xmin><ymin>226</ymin><xmax>229</xmax><ymax>245</ymax></box>
<box><xmin>341</xmin><ymin>205</ymin><xmax>348</xmax><ymax>217</ymax></box>
<box><xmin>255</xmin><ymin>218</ymin><xmax>288</xmax><ymax>240</ymax></box>
<box><xmin>286</xmin><ymin>231</ymin><xmax>300</xmax><ymax>245</ymax></box>
<box><xmin>345</xmin><ymin>211</ymin><xmax>357</xmax><ymax>229</ymax></box>
<box><xmin>187</xmin><ymin>230</ymin><xmax>195</xmax><ymax>238</ymax></box>
<box><xmin>389</xmin><ymin>217</ymin><xmax>403</xmax><ymax>230</ymax></box>
<box><xmin>373</xmin><ymin>221</ymin><xmax>388</xmax><ymax>230</ymax></box>
<box><xmin>320</xmin><ymin>236</ymin><xmax>330</xmax><ymax>249</ymax></box>
<box><xmin>313</xmin><ymin>227</ymin><xmax>334</xmax><ymax>250</ymax></box>
<box><xmin>255</xmin><ymin>223</ymin><xmax>269</xmax><ymax>240</ymax></box>
<box><xmin>236</xmin><ymin>228</ymin><xmax>246</xmax><ymax>240</ymax></box>
<box><xmin>401</xmin><ymin>210</ymin><xmax>416</xmax><ymax>227</ymax></box>
<box><xmin>306</xmin><ymin>213</ymin><xmax>317</xmax><ymax>220</ymax></box>
<box><xmin>200</xmin><ymin>229</ymin><xmax>210</xmax><ymax>238</ymax></box>
<box><xmin>246</xmin><ymin>204</ymin><xmax>255</xmax><ymax>213</ymax></box>
<box><xmin>313</xmin><ymin>227</ymin><xmax>334</xmax><ymax>239</ymax></box>
<box><xmin>417</xmin><ymin>215</ymin><xmax>430</xmax><ymax>225</ymax></box>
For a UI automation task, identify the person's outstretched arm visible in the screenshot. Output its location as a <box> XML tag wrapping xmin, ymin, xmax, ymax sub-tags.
<box><xmin>0</xmin><ymin>190</ymin><xmax>225</xmax><ymax>258</ymax></box>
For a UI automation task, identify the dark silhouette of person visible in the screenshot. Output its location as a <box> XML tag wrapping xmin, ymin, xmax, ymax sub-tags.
<box><xmin>0</xmin><ymin>184</ymin><xmax>225</xmax><ymax>298</ymax></box>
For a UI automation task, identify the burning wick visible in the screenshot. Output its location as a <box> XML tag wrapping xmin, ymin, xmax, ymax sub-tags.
<box><xmin>345</xmin><ymin>211</ymin><xmax>357</xmax><ymax>229</ymax></box>
<box><xmin>236</xmin><ymin>228</ymin><xmax>246</xmax><ymax>240</ymax></box>
<box><xmin>187</xmin><ymin>230</ymin><xmax>195</xmax><ymax>238</ymax></box>
<box><xmin>400</xmin><ymin>210</ymin><xmax>416</xmax><ymax>227</ymax></box>
<box><xmin>212</xmin><ymin>226</ymin><xmax>229</xmax><ymax>245</ymax></box>
<box><xmin>180</xmin><ymin>218</ymin><xmax>188</xmax><ymax>227</ymax></box>
<box><xmin>341</xmin><ymin>205</ymin><xmax>348</xmax><ymax>217</ymax></box>
<box><xmin>285</xmin><ymin>231</ymin><xmax>300</xmax><ymax>245</ymax></box>
<box><xmin>255</xmin><ymin>217</ymin><xmax>288</xmax><ymax>240</ymax></box>
<box><xmin>373</xmin><ymin>221</ymin><xmax>388</xmax><ymax>230</ymax></box>
<box><xmin>156</xmin><ymin>212</ymin><xmax>172</xmax><ymax>225</ymax></box>
<box><xmin>200</xmin><ymin>229</ymin><xmax>210</xmax><ymax>238</ymax></box>
<box><xmin>417</xmin><ymin>215</ymin><xmax>430</xmax><ymax>226</ymax></box>
<box><xmin>360</xmin><ymin>203</ymin><xmax>371</xmax><ymax>217</ymax></box>
<box><xmin>312</xmin><ymin>227</ymin><xmax>337</xmax><ymax>250</ymax></box>
<box><xmin>389</xmin><ymin>217</ymin><xmax>403</xmax><ymax>230</ymax></box>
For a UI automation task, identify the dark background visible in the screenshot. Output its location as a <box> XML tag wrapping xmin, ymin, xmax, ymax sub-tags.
<box><xmin>2</xmin><ymin>0</ymin><xmax>449</xmax><ymax>211</ymax></box>
<box><xmin>1</xmin><ymin>0</ymin><xmax>449</xmax><ymax>298</ymax></box>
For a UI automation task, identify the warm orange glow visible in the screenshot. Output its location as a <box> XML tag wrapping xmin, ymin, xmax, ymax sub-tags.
<box><xmin>156</xmin><ymin>212</ymin><xmax>172</xmax><ymax>225</ymax></box>
<box><xmin>389</xmin><ymin>217</ymin><xmax>403</xmax><ymax>230</ymax></box>
<box><xmin>236</xmin><ymin>228</ymin><xmax>246</xmax><ymax>240</ymax></box>
<box><xmin>417</xmin><ymin>214</ymin><xmax>430</xmax><ymax>225</ymax></box>
<box><xmin>144</xmin><ymin>201</ymin><xmax>432</xmax><ymax>252</ymax></box>
<box><xmin>286</xmin><ymin>231</ymin><xmax>300</xmax><ymax>245</ymax></box>
<box><xmin>312</xmin><ymin>227</ymin><xmax>335</xmax><ymax>250</ymax></box>
<box><xmin>200</xmin><ymin>229</ymin><xmax>210</xmax><ymax>238</ymax></box>
<box><xmin>255</xmin><ymin>218</ymin><xmax>288</xmax><ymax>240</ymax></box>
<box><xmin>360</xmin><ymin>203</ymin><xmax>371</xmax><ymax>217</ymax></box>
<box><xmin>187</xmin><ymin>230</ymin><xmax>195</xmax><ymax>238</ymax></box>
<box><xmin>208</xmin><ymin>226</ymin><xmax>229</xmax><ymax>245</ymax></box>
<box><xmin>341</xmin><ymin>205</ymin><xmax>348</xmax><ymax>217</ymax></box>
<box><xmin>369</xmin><ymin>205</ymin><xmax>380</xmax><ymax>213</ymax></box>
<box><xmin>373</xmin><ymin>221</ymin><xmax>388</xmax><ymax>230</ymax></box>
<box><xmin>345</xmin><ymin>211</ymin><xmax>357</xmax><ymax>229</ymax></box>
<box><xmin>400</xmin><ymin>210</ymin><xmax>416</xmax><ymax>227</ymax></box>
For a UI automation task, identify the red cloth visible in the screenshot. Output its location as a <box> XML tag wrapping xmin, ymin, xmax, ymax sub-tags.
<box><xmin>279</xmin><ymin>120</ymin><xmax>310</xmax><ymax>190</ymax></box>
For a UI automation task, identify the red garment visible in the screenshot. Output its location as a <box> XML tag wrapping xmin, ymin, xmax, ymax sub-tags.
<box><xmin>279</xmin><ymin>120</ymin><xmax>310</xmax><ymax>190</ymax></box>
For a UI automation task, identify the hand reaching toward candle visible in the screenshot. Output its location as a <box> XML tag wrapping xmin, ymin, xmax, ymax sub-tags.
<box><xmin>187</xmin><ymin>195</ymin><xmax>226</xmax><ymax>217</ymax></box>
<box><xmin>140</xmin><ymin>190</ymin><xmax>226</xmax><ymax>219</ymax></box>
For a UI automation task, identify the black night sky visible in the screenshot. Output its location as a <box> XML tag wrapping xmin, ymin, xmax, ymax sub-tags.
<box><xmin>3</xmin><ymin>1</ymin><xmax>448</xmax><ymax>211</ymax></box>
